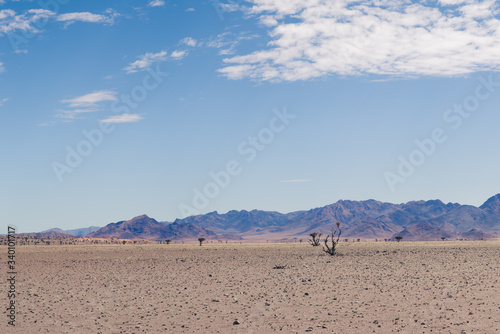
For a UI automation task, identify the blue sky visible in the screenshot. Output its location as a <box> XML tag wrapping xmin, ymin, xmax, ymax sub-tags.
<box><xmin>1</xmin><ymin>0</ymin><xmax>500</xmax><ymax>232</ymax></box>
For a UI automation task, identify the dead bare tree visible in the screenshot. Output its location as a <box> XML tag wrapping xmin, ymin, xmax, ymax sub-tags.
<box><xmin>309</xmin><ymin>232</ymin><xmax>322</xmax><ymax>246</ymax></box>
<box><xmin>323</xmin><ymin>222</ymin><xmax>342</xmax><ymax>256</ymax></box>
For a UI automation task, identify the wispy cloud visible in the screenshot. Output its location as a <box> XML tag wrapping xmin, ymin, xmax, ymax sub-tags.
<box><xmin>55</xmin><ymin>91</ymin><xmax>117</xmax><ymax>122</ymax></box>
<box><xmin>0</xmin><ymin>97</ymin><xmax>9</xmax><ymax>106</ymax></box>
<box><xmin>279</xmin><ymin>179</ymin><xmax>312</xmax><ymax>183</ymax></box>
<box><xmin>0</xmin><ymin>61</ymin><xmax>4</xmax><ymax>73</ymax></box>
<box><xmin>219</xmin><ymin>0</ymin><xmax>500</xmax><ymax>81</ymax></box>
<box><xmin>55</xmin><ymin>108</ymin><xmax>99</xmax><ymax>121</ymax></box>
<box><xmin>124</xmin><ymin>51</ymin><xmax>168</xmax><ymax>73</ymax></box>
<box><xmin>186</xmin><ymin>8</ymin><xmax>195</xmax><ymax>12</ymax></box>
<box><xmin>0</xmin><ymin>8</ymin><xmax>118</xmax><ymax>37</ymax></box>
<box><xmin>148</xmin><ymin>0</ymin><xmax>165</xmax><ymax>7</ymax></box>
<box><xmin>57</xmin><ymin>9</ymin><xmax>119</xmax><ymax>26</ymax></box>
<box><xmin>99</xmin><ymin>114</ymin><xmax>143</xmax><ymax>123</ymax></box>
<box><xmin>170</xmin><ymin>50</ymin><xmax>187</xmax><ymax>59</ymax></box>
<box><xmin>0</xmin><ymin>9</ymin><xmax>55</xmax><ymax>35</ymax></box>
<box><xmin>60</xmin><ymin>90</ymin><xmax>117</xmax><ymax>108</ymax></box>
<box><xmin>124</xmin><ymin>49</ymin><xmax>187</xmax><ymax>73</ymax></box>
<box><xmin>206</xmin><ymin>32</ymin><xmax>257</xmax><ymax>56</ymax></box>
<box><xmin>180</xmin><ymin>37</ymin><xmax>198</xmax><ymax>47</ymax></box>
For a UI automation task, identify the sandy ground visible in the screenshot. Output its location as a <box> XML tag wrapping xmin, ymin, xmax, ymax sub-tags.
<box><xmin>2</xmin><ymin>241</ymin><xmax>500</xmax><ymax>333</ymax></box>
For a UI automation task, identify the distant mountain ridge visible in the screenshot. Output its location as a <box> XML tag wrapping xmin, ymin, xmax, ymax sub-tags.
<box><xmin>42</xmin><ymin>226</ymin><xmax>101</xmax><ymax>237</ymax></box>
<box><xmin>87</xmin><ymin>215</ymin><xmax>216</xmax><ymax>240</ymax></box>
<box><xmin>54</xmin><ymin>194</ymin><xmax>500</xmax><ymax>241</ymax></box>
<box><xmin>19</xmin><ymin>230</ymin><xmax>74</xmax><ymax>238</ymax></box>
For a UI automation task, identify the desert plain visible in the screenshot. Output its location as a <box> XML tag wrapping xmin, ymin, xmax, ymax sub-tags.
<box><xmin>2</xmin><ymin>240</ymin><xmax>500</xmax><ymax>333</ymax></box>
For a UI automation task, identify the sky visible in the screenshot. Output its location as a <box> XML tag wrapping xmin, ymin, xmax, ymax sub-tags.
<box><xmin>1</xmin><ymin>0</ymin><xmax>500</xmax><ymax>233</ymax></box>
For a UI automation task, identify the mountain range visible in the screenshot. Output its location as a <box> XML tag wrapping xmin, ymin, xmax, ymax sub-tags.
<box><xmin>42</xmin><ymin>226</ymin><xmax>101</xmax><ymax>237</ymax></box>
<box><xmin>18</xmin><ymin>226</ymin><xmax>102</xmax><ymax>238</ymax></box>
<box><xmin>79</xmin><ymin>194</ymin><xmax>500</xmax><ymax>241</ymax></box>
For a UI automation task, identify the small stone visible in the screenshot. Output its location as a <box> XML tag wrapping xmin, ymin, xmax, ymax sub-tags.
<box><xmin>233</xmin><ymin>320</ymin><xmax>240</xmax><ymax>325</ymax></box>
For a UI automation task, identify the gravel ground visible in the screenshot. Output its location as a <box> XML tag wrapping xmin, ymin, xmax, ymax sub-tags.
<box><xmin>2</xmin><ymin>241</ymin><xmax>500</xmax><ymax>333</ymax></box>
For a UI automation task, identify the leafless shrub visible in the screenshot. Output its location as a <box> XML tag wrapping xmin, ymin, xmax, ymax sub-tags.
<box><xmin>323</xmin><ymin>222</ymin><xmax>342</xmax><ymax>256</ymax></box>
<box><xmin>309</xmin><ymin>232</ymin><xmax>322</xmax><ymax>246</ymax></box>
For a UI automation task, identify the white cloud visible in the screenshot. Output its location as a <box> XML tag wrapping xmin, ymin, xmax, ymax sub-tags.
<box><xmin>57</xmin><ymin>9</ymin><xmax>118</xmax><ymax>26</ymax></box>
<box><xmin>0</xmin><ymin>61</ymin><xmax>4</xmax><ymax>73</ymax></box>
<box><xmin>218</xmin><ymin>3</ymin><xmax>241</xmax><ymax>13</ymax></box>
<box><xmin>219</xmin><ymin>0</ymin><xmax>500</xmax><ymax>81</ymax></box>
<box><xmin>0</xmin><ymin>97</ymin><xmax>8</xmax><ymax>106</ymax></box>
<box><xmin>186</xmin><ymin>8</ymin><xmax>196</xmax><ymax>12</ymax></box>
<box><xmin>0</xmin><ymin>9</ymin><xmax>55</xmax><ymax>35</ymax></box>
<box><xmin>170</xmin><ymin>50</ymin><xmax>187</xmax><ymax>59</ymax></box>
<box><xmin>148</xmin><ymin>0</ymin><xmax>165</xmax><ymax>7</ymax></box>
<box><xmin>124</xmin><ymin>49</ymin><xmax>189</xmax><ymax>73</ymax></box>
<box><xmin>180</xmin><ymin>37</ymin><xmax>198</xmax><ymax>47</ymax></box>
<box><xmin>206</xmin><ymin>32</ymin><xmax>257</xmax><ymax>56</ymax></box>
<box><xmin>55</xmin><ymin>108</ymin><xmax>99</xmax><ymax>120</ymax></box>
<box><xmin>60</xmin><ymin>90</ymin><xmax>117</xmax><ymax>108</ymax></box>
<box><xmin>124</xmin><ymin>51</ymin><xmax>168</xmax><ymax>73</ymax></box>
<box><xmin>99</xmin><ymin>114</ymin><xmax>143</xmax><ymax>123</ymax></box>
<box><xmin>56</xmin><ymin>91</ymin><xmax>116</xmax><ymax>122</ymax></box>
<box><xmin>0</xmin><ymin>8</ymin><xmax>118</xmax><ymax>38</ymax></box>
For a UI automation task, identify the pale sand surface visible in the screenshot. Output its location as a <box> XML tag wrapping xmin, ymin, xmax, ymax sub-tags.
<box><xmin>2</xmin><ymin>241</ymin><xmax>500</xmax><ymax>333</ymax></box>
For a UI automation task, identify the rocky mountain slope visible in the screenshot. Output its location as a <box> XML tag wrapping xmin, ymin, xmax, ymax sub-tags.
<box><xmin>83</xmin><ymin>194</ymin><xmax>500</xmax><ymax>241</ymax></box>
<box><xmin>87</xmin><ymin>215</ymin><xmax>215</xmax><ymax>240</ymax></box>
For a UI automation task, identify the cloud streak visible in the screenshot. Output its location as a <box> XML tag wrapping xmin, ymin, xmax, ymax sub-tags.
<box><xmin>0</xmin><ymin>8</ymin><xmax>55</xmax><ymax>35</ymax></box>
<box><xmin>124</xmin><ymin>51</ymin><xmax>168</xmax><ymax>73</ymax></box>
<box><xmin>0</xmin><ymin>8</ymin><xmax>118</xmax><ymax>37</ymax></box>
<box><xmin>219</xmin><ymin>0</ymin><xmax>500</xmax><ymax>81</ymax></box>
<box><xmin>148</xmin><ymin>0</ymin><xmax>165</xmax><ymax>7</ymax></box>
<box><xmin>99</xmin><ymin>114</ymin><xmax>143</xmax><ymax>123</ymax></box>
<box><xmin>55</xmin><ymin>90</ymin><xmax>117</xmax><ymax>122</ymax></box>
<box><xmin>55</xmin><ymin>108</ymin><xmax>99</xmax><ymax>121</ymax></box>
<box><xmin>180</xmin><ymin>37</ymin><xmax>198</xmax><ymax>47</ymax></box>
<box><xmin>124</xmin><ymin>50</ymin><xmax>187</xmax><ymax>73</ymax></box>
<box><xmin>60</xmin><ymin>91</ymin><xmax>117</xmax><ymax>108</ymax></box>
<box><xmin>57</xmin><ymin>9</ymin><xmax>118</xmax><ymax>26</ymax></box>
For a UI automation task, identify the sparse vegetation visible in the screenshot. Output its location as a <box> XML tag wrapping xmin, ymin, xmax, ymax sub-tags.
<box><xmin>165</xmin><ymin>239</ymin><xmax>171</xmax><ymax>244</ymax></box>
<box><xmin>323</xmin><ymin>222</ymin><xmax>342</xmax><ymax>256</ymax></box>
<box><xmin>309</xmin><ymin>232</ymin><xmax>322</xmax><ymax>246</ymax></box>
<box><xmin>198</xmin><ymin>237</ymin><xmax>206</xmax><ymax>246</ymax></box>
<box><xmin>395</xmin><ymin>236</ymin><xmax>403</xmax><ymax>242</ymax></box>
<box><xmin>272</xmin><ymin>265</ymin><xmax>287</xmax><ymax>269</ymax></box>
<box><xmin>11</xmin><ymin>240</ymin><xmax>500</xmax><ymax>332</ymax></box>
<box><xmin>441</xmin><ymin>237</ymin><xmax>446</xmax><ymax>241</ymax></box>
